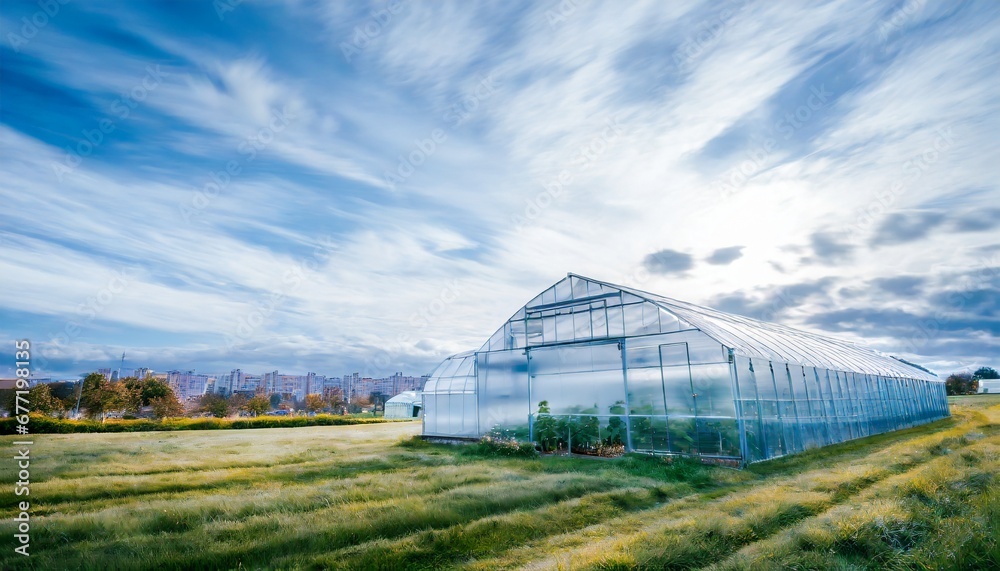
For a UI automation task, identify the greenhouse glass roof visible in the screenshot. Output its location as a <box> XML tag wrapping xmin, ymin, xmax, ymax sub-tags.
<box><xmin>478</xmin><ymin>274</ymin><xmax>937</xmax><ymax>382</ymax></box>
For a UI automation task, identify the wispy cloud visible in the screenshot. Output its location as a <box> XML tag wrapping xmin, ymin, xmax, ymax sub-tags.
<box><xmin>1</xmin><ymin>0</ymin><xmax>998</xmax><ymax>378</ymax></box>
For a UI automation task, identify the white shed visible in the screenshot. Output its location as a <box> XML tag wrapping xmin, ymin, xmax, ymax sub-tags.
<box><xmin>385</xmin><ymin>391</ymin><xmax>423</xmax><ymax>419</ymax></box>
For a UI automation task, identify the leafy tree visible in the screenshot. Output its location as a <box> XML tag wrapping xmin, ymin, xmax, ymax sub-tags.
<box><xmin>304</xmin><ymin>394</ymin><xmax>326</xmax><ymax>413</ymax></box>
<box><xmin>27</xmin><ymin>383</ymin><xmax>59</xmax><ymax>415</ymax></box>
<box><xmin>150</xmin><ymin>394</ymin><xmax>185</xmax><ymax>419</ymax></box>
<box><xmin>80</xmin><ymin>372</ymin><xmax>118</xmax><ymax>422</ymax></box>
<box><xmin>269</xmin><ymin>393</ymin><xmax>282</xmax><ymax>409</ymax></box>
<box><xmin>323</xmin><ymin>388</ymin><xmax>345</xmax><ymax>410</ymax></box>
<box><xmin>0</xmin><ymin>389</ymin><xmax>15</xmax><ymax>415</ymax></box>
<box><xmin>114</xmin><ymin>378</ymin><xmax>143</xmax><ymax>414</ymax></box>
<box><xmin>48</xmin><ymin>381</ymin><xmax>79</xmax><ymax>413</ymax></box>
<box><xmin>246</xmin><ymin>395</ymin><xmax>270</xmax><ymax>416</ymax></box>
<box><xmin>369</xmin><ymin>391</ymin><xmax>388</xmax><ymax>415</ymax></box>
<box><xmin>139</xmin><ymin>377</ymin><xmax>172</xmax><ymax>405</ymax></box>
<box><xmin>945</xmin><ymin>372</ymin><xmax>976</xmax><ymax>395</ymax></box>
<box><xmin>228</xmin><ymin>393</ymin><xmax>249</xmax><ymax>414</ymax></box>
<box><xmin>199</xmin><ymin>393</ymin><xmax>230</xmax><ymax>418</ymax></box>
<box><xmin>973</xmin><ymin>366</ymin><xmax>999</xmax><ymax>380</ymax></box>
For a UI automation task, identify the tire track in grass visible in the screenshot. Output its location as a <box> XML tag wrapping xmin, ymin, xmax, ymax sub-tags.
<box><xmin>705</xmin><ymin>436</ymin><xmax>1000</xmax><ymax>570</ymax></box>
<box><xmin>514</xmin><ymin>419</ymin><xmax>987</xmax><ymax>570</ymax></box>
<box><xmin>296</xmin><ymin>487</ymin><xmax>673</xmax><ymax>570</ymax></box>
<box><xmin>43</xmin><ymin>450</ymin><xmax>344</xmax><ymax>481</ymax></box>
<box><xmin>8</xmin><ymin>472</ymin><xmax>619</xmax><ymax>570</ymax></box>
<box><xmin>25</xmin><ymin>464</ymin><xmax>511</xmax><ymax>544</ymax></box>
<box><xmin>0</xmin><ymin>452</ymin><xmax>450</xmax><ymax>510</ymax></box>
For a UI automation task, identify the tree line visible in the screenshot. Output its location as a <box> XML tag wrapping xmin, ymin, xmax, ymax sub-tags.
<box><xmin>1</xmin><ymin>371</ymin><xmax>382</xmax><ymax>421</ymax></box>
<box><xmin>945</xmin><ymin>366</ymin><xmax>999</xmax><ymax>395</ymax></box>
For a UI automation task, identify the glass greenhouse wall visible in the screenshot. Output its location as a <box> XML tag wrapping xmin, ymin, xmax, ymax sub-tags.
<box><xmin>423</xmin><ymin>274</ymin><xmax>949</xmax><ymax>463</ymax></box>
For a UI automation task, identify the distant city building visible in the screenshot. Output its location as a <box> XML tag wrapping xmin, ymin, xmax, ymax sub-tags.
<box><xmin>132</xmin><ymin>367</ymin><xmax>152</xmax><ymax>380</ymax></box>
<box><xmin>89</xmin><ymin>365</ymin><xmax>424</xmax><ymax>402</ymax></box>
<box><xmin>166</xmin><ymin>370</ymin><xmax>214</xmax><ymax>401</ymax></box>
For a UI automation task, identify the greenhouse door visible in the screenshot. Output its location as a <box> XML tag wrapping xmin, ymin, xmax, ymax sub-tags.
<box><xmin>659</xmin><ymin>343</ymin><xmax>695</xmax><ymax>455</ymax></box>
<box><xmin>527</xmin><ymin>341</ymin><xmax>627</xmax><ymax>451</ymax></box>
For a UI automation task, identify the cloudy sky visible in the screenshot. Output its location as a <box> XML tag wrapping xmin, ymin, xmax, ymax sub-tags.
<box><xmin>1</xmin><ymin>0</ymin><xmax>998</xmax><ymax>380</ymax></box>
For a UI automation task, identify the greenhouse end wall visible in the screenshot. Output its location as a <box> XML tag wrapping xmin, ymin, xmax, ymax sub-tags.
<box><xmin>422</xmin><ymin>274</ymin><xmax>950</xmax><ymax>464</ymax></box>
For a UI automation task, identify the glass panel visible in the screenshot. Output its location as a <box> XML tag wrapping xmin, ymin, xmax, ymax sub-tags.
<box><xmin>626</xmin><ymin>345</ymin><xmax>661</xmax><ymax>369</ymax></box>
<box><xmin>529</xmin><ymin>342</ymin><xmax>625</xmax><ymax>418</ymax></box>
<box><xmin>587</xmin><ymin>280</ymin><xmax>604</xmax><ymax>296</ymax></box>
<box><xmin>607</xmin><ymin>305</ymin><xmax>624</xmax><ymax>337</ymax></box>
<box><xmin>573</xmin><ymin>310</ymin><xmax>592</xmax><ymax>340</ymax></box>
<box><xmin>691</xmin><ymin>363</ymin><xmax>736</xmax><ymax>417</ymax></box>
<box><xmin>623</xmin><ymin>303</ymin><xmax>644</xmax><ymax>336</ymax></box>
<box><xmin>571</xmin><ymin>276</ymin><xmax>589</xmax><ymax>299</ymax></box>
<box><xmin>752</xmin><ymin>357</ymin><xmax>778</xmax><ymax>420</ymax></box>
<box><xmin>479</xmin><ymin>349</ymin><xmax>529</xmax><ymax>437</ymax></box>
<box><xmin>527</xmin><ymin>318</ymin><xmax>543</xmax><ymax>346</ymax></box>
<box><xmin>690</xmin><ymin>342</ymin><xmax>726</xmax><ymax>365</ymax></box>
<box><xmin>555</xmin><ymin>313</ymin><xmax>573</xmax><ymax>342</ymax></box>
<box><xmin>626</xmin><ymin>367</ymin><xmax>666</xmax><ymax>416</ymax></box>
<box><xmin>668</xmin><ymin>418</ymin><xmax>696</xmax><ymax>454</ymax></box>
<box><xmin>541</xmin><ymin>286</ymin><xmax>556</xmax><ymax>306</ymax></box>
<box><xmin>591</xmin><ymin>303</ymin><xmax>608</xmax><ymax>338</ymax></box>
<box><xmin>661</xmin><ymin>343</ymin><xmax>690</xmax><ymax>367</ymax></box>
<box><xmin>659</xmin><ymin>309</ymin><xmax>682</xmax><ymax>333</ymax></box>
<box><xmin>735</xmin><ymin>356</ymin><xmax>764</xmax><ymax>461</ymax></box>
<box><xmin>662</xmin><ymin>363</ymin><xmax>695</xmax><ymax>416</ymax></box>
<box><xmin>642</xmin><ymin>303</ymin><xmax>661</xmax><ymax>333</ymax></box>
<box><xmin>554</xmin><ymin>278</ymin><xmax>572</xmax><ymax>302</ymax></box>
<box><xmin>510</xmin><ymin>319</ymin><xmax>526</xmax><ymax>349</ymax></box>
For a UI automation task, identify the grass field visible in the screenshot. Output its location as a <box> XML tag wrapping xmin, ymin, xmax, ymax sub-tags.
<box><xmin>1</xmin><ymin>395</ymin><xmax>998</xmax><ymax>570</ymax></box>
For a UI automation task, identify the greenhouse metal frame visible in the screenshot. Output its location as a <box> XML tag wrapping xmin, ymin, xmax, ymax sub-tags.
<box><xmin>422</xmin><ymin>274</ymin><xmax>949</xmax><ymax>464</ymax></box>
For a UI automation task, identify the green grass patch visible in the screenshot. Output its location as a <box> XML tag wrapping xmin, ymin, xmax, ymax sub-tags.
<box><xmin>0</xmin><ymin>395</ymin><xmax>997</xmax><ymax>570</ymax></box>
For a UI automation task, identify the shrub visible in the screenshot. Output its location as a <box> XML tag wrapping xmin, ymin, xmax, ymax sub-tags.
<box><xmin>462</xmin><ymin>434</ymin><xmax>538</xmax><ymax>458</ymax></box>
<box><xmin>0</xmin><ymin>413</ymin><xmax>393</xmax><ymax>434</ymax></box>
<box><xmin>397</xmin><ymin>435</ymin><xmax>433</xmax><ymax>449</ymax></box>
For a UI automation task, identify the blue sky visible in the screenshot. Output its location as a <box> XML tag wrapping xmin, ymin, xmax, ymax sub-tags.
<box><xmin>1</xmin><ymin>0</ymin><xmax>998</xmax><ymax>380</ymax></box>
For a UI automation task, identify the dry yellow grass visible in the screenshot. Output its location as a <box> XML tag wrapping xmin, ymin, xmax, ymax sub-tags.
<box><xmin>1</xmin><ymin>396</ymin><xmax>997</xmax><ymax>570</ymax></box>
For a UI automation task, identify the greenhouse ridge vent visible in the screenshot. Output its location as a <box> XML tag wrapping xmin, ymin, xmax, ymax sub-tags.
<box><xmin>422</xmin><ymin>273</ymin><xmax>948</xmax><ymax>464</ymax></box>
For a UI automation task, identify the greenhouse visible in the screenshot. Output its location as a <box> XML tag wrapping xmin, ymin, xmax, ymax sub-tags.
<box><xmin>422</xmin><ymin>274</ymin><xmax>949</xmax><ymax>464</ymax></box>
<box><xmin>384</xmin><ymin>390</ymin><xmax>423</xmax><ymax>419</ymax></box>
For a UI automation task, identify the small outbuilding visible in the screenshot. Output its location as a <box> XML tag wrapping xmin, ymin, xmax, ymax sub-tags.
<box><xmin>385</xmin><ymin>390</ymin><xmax>423</xmax><ymax>419</ymax></box>
<box><xmin>978</xmin><ymin>379</ymin><xmax>1000</xmax><ymax>394</ymax></box>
